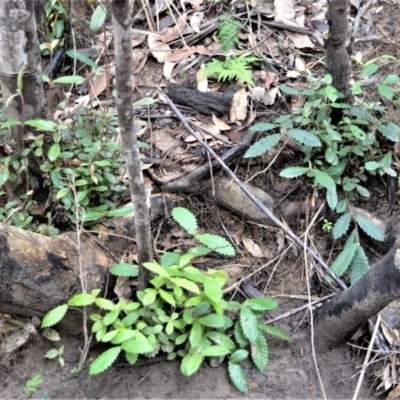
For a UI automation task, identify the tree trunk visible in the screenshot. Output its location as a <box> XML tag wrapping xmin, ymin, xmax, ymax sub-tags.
<box><xmin>314</xmin><ymin>238</ymin><xmax>400</xmax><ymax>349</ymax></box>
<box><xmin>0</xmin><ymin>0</ymin><xmax>48</xmax><ymax>186</ymax></box>
<box><xmin>325</xmin><ymin>0</ymin><xmax>352</xmax><ymax>123</ymax></box>
<box><xmin>110</xmin><ymin>0</ymin><xmax>154</xmax><ymax>289</ymax></box>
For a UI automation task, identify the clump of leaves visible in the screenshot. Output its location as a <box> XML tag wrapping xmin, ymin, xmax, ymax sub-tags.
<box><xmin>203</xmin><ymin>55</ymin><xmax>260</xmax><ymax>86</ymax></box>
<box><xmin>217</xmin><ymin>15</ymin><xmax>244</xmax><ymax>52</ymax></box>
<box><xmin>42</xmin><ymin>207</ymin><xmax>290</xmax><ymax>394</ymax></box>
<box><xmin>244</xmin><ymin>58</ymin><xmax>400</xmax><ymax>283</ymax></box>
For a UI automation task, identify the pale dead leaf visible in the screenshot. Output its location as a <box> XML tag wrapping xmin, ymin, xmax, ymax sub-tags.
<box><xmin>114</xmin><ymin>276</ymin><xmax>132</xmax><ymax>302</ymax></box>
<box><xmin>89</xmin><ymin>64</ymin><xmax>114</xmax><ymax>101</ymax></box>
<box><xmin>276</xmin><ymin>230</ymin><xmax>285</xmax><ymax>254</ymax></box>
<box><xmin>133</xmin><ymin>52</ymin><xmax>148</xmax><ymax>74</ymax></box>
<box><xmin>295</xmin><ymin>57</ymin><xmax>311</xmax><ymax>74</ymax></box>
<box><xmin>152</xmin><ymin>129</ymin><xmax>186</xmax><ymax>159</ymax></box>
<box><xmin>263</xmin><ymin>87</ymin><xmax>280</xmax><ymax>105</ymax></box>
<box><xmin>190</xmin><ymin>12</ymin><xmax>204</xmax><ymax>33</ymax></box>
<box><xmin>242</xmin><ymin>237</ymin><xmax>264</xmax><ymax>258</ymax></box>
<box><xmin>148</xmin><ymin>34</ymin><xmax>172</xmax><ymax>63</ymax></box>
<box><xmin>159</xmin><ymin>14</ymin><xmax>189</xmax><ymax>43</ymax></box>
<box><xmin>286</xmin><ymin>70</ymin><xmax>301</xmax><ymax>78</ymax></box>
<box><xmin>186</xmin><ymin>0</ymin><xmax>204</xmax><ymax>8</ymax></box>
<box><xmin>197</xmin><ymin>64</ymin><xmax>208</xmax><ymax>92</ymax></box>
<box><xmin>212</xmin><ymin>114</ymin><xmax>231</xmax><ymax>131</ymax></box>
<box><xmin>131</xmin><ymin>30</ymin><xmax>147</xmax><ymax>47</ymax></box>
<box><xmin>185</xmin><ymin>133</ymin><xmax>213</xmax><ymax>142</ymax></box>
<box><xmin>164</xmin><ymin>45</ymin><xmax>214</xmax><ymax>63</ymax></box>
<box><xmin>55</xmin><ymin>94</ymin><xmax>90</xmax><ymax>118</ymax></box>
<box><xmin>286</xmin><ymin>32</ymin><xmax>315</xmax><ymax>49</ymax></box>
<box><xmin>230</xmin><ymin>88</ymin><xmax>248</xmax><ymax>123</ymax></box>
<box><xmin>274</xmin><ymin>0</ymin><xmax>295</xmax><ymax>23</ymax></box>
<box><xmin>163</xmin><ymin>61</ymin><xmax>176</xmax><ymax>79</ymax></box>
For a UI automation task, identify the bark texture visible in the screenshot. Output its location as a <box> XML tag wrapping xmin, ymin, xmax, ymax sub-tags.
<box><xmin>315</xmin><ymin>238</ymin><xmax>400</xmax><ymax>349</ymax></box>
<box><xmin>110</xmin><ymin>0</ymin><xmax>153</xmax><ymax>289</ymax></box>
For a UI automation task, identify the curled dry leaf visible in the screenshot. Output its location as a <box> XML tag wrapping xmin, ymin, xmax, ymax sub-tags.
<box><xmin>230</xmin><ymin>88</ymin><xmax>248</xmax><ymax>124</ymax></box>
<box><xmin>212</xmin><ymin>114</ymin><xmax>231</xmax><ymax>131</ymax></box>
<box><xmin>242</xmin><ymin>237</ymin><xmax>264</xmax><ymax>258</ymax></box>
<box><xmin>197</xmin><ymin>63</ymin><xmax>208</xmax><ymax>92</ymax></box>
<box><xmin>190</xmin><ymin>11</ymin><xmax>204</xmax><ymax>33</ymax></box>
<box><xmin>159</xmin><ymin>14</ymin><xmax>189</xmax><ymax>43</ymax></box>
<box><xmin>148</xmin><ymin>34</ymin><xmax>172</xmax><ymax>63</ymax></box>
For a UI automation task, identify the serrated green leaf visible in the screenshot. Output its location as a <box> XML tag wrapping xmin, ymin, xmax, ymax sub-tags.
<box><xmin>120</xmin><ymin>332</ymin><xmax>154</xmax><ymax>354</ymax></box>
<box><xmin>244</xmin><ymin>134</ymin><xmax>281</xmax><ymax>158</ymax></box>
<box><xmin>110</xmin><ymin>263</ymin><xmax>138</xmax><ymax>277</ymax></box>
<box><xmin>102</xmin><ymin>310</ymin><xmax>120</xmax><ymax>326</ymax></box>
<box><xmin>203</xmin><ymin>345</ymin><xmax>230</xmax><ymax>357</ymax></box>
<box><xmin>192</xmin><ymin>302</ymin><xmax>211</xmax><ymax>318</ymax></box>
<box><xmin>25</xmin><ymin>119</ymin><xmax>58</xmax><ymax>131</ymax></box>
<box><xmin>244</xmin><ymin>298</ymin><xmax>278</xmax><ymax>311</ymax></box>
<box><xmin>336</xmin><ymin>199</ymin><xmax>347</xmax><ymax>213</ymax></box>
<box><xmin>330</xmin><ymin>243</ymin><xmax>358</xmax><ymax>277</ymax></box>
<box><xmin>142</xmin><ymin>288</ymin><xmax>158</xmax><ymax>306</ymax></box>
<box><xmin>229</xmin><ymin>349</ymin><xmax>249</xmax><ymax>363</ymax></box>
<box><xmin>56</xmin><ymin>187</ymin><xmax>70</xmax><ymax>199</ymax></box>
<box><xmin>196</xmin><ymin>234</ymin><xmax>235</xmax><ymax>256</ymax></box>
<box><xmin>143</xmin><ymin>262</ymin><xmax>170</xmax><ymax>277</ymax></box>
<box><xmin>326</xmin><ymin>187</ymin><xmax>338</xmax><ymax>210</ymax></box>
<box><xmin>356</xmin><ymin>185</ymin><xmax>370</xmax><ymax>198</ymax></box>
<box><xmin>350</xmin><ymin>246</ymin><xmax>370</xmax><ymax>284</ymax></box>
<box><xmin>90</xmin><ymin>4</ymin><xmax>107</xmax><ymax>34</ymax></box>
<box><xmin>67</xmin><ymin>293</ymin><xmax>96</xmax><ymax>307</ymax></box>
<box><xmin>159</xmin><ymin>289</ymin><xmax>176</xmax><ymax>307</ymax></box>
<box><xmin>234</xmin><ymin>320</ymin><xmax>249</xmax><ymax>348</ymax></box>
<box><xmin>101</xmin><ymin>329</ymin><xmax>119</xmax><ymax>343</ymax></box>
<box><xmin>258</xmin><ymin>324</ymin><xmax>291</xmax><ymax>342</ymax></box>
<box><xmin>181</xmin><ymin>354</ymin><xmax>204</xmax><ymax>376</ymax></box>
<box><xmin>250</xmin><ymin>122</ymin><xmax>276</xmax><ymax>132</ymax></box>
<box><xmin>48</xmin><ymin>144</ymin><xmax>60</xmax><ymax>161</ymax></box>
<box><xmin>106</xmin><ymin>206</ymin><xmax>134</xmax><ymax>218</ymax></box>
<box><xmin>125</xmin><ymin>351</ymin><xmax>138</xmax><ymax>365</ymax></box>
<box><xmin>133</xmin><ymin>97</ymin><xmax>155</xmax><ymax>107</ymax></box>
<box><xmin>41</xmin><ymin>304</ymin><xmax>69</xmax><ymax>328</ymax></box>
<box><xmin>53</xmin><ymin>75</ymin><xmax>86</xmax><ymax>84</ymax></box>
<box><xmin>199</xmin><ymin>314</ymin><xmax>225</xmax><ymax>328</ymax></box>
<box><xmin>228</xmin><ymin>362</ymin><xmax>248</xmax><ymax>394</ymax></box>
<box><xmin>187</xmin><ymin>246</ymin><xmax>212</xmax><ymax>257</ymax></box>
<box><xmin>240</xmin><ymin>308</ymin><xmax>258</xmax><ymax>342</ymax></box>
<box><xmin>280</xmin><ymin>166</ymin><xmax>309</xmax><ymax>178</ymax></box>
<box><xmin>377</xmin><ymin>122</ymin><xmax>400</xmax><ymax>142</ymax></box>
<box><xmin>378</xmin><ymin>84</ymin><xmax>394</xmax><ymax>99</ymax></box>
<box><xmin>169</xmin><ymin>277</ymin><xmax>200</xmax><ymax>294</ymax></box>
<box><xmin>160</xmin><ymin>252</ymin><xmax>181</xmax><ymax>267</ymax></box>
<box><xmin>207</xmin><ymin>332</ymin><xmax>235</xmax><ymax>350</ymax></box>
<box><xmin>89</xmin><ymin>347</ymin><xmax>121</xmax><ymax>375</ymax></box>
<box><xmin>280</xmin><ymin>85</ymin><xmax>301</xmax><ymax>95</ymax></box>
<box><xmin>355</xmin><ymin>215</ymin><xmax>385</xmax><ymax>241</ymax></box>
<box><xmin>361</xmin><ymin>62</ymin><xmax>378</xmax><ymax>78</ymax></box>
<box><xmin>312</xmin><ymin>170</ymin><xmax>335</xmax><ymax>190</ymax></box>
<box><xmin>172</xmin><ymin>207</ymin><xmax>198</xmax><ymax>235</ymax></box>
<box><xmin>190</xmin><ymin>321</ymin><xmax>203</xmax><ymax>348</ymax></box>
<box><xmin>203</xmin><ymin>276</ymin><xmax>223</xmax><ymax>303</ymax></box>
<box><xmin>94</xmin><ymin>298</ymin><xmax>116</xmax><ymax>310</ymax></box>
<box><xmin>332</xmin><ymin>213</ymin><xmax>352</xmax><ymax>239</ymax></box>
<box><xmin>83</xmin><ymin>209</ymin><xmax>106</xmax><ymax>222</ymax></box>
<box><xmin>251</xmin><ymin>333</ymin><xmax>269</xmax><ymax>372</ymax></box>
<box><xmin>288</xmin><ymin>129</ymin><xmax>321</xmax><ymax>147</ymax></box>
<box><xmin>110</xmin><ymin>329</ymin><xmax>136</xmax><ymax>344</ymax></box>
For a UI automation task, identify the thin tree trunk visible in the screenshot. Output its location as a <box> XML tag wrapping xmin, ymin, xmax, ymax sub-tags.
<box><xmin>109</xmin><ymin>0</ymin><xmax>153</xmax><ymax>289</ymax></box>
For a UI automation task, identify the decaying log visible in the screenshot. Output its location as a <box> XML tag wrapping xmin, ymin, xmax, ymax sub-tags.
<box><xmin>167</xmin><ymin>83</ymin><xmax>234</xmax><ymax>116</ymax></box>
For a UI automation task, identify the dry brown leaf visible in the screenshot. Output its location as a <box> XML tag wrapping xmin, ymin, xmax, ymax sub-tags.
<box><xmin>164</xmin><ymin>45</ymin><xmax>214</xmax><ymax>63</ymax></box>
<box><xmin>230</xmin><ymin>88</ymin><xmax>248</xmax><ymax>123</ymax></box>
<box><xmin>190</xmin><ymin>11</ymin><xmax>204</xmax><ymax>33</ymax></box>
<box><xmin>276</xmin><ymin>230</ymin><xmax>285</xmax><ymax>254</ymax></box>
<box><xmin>274</xmin><ymin>0</ymin><xmax>295</xmax><ymax>23</ymax></box>
<box><xmin>295</xmin><ymin>57</ymin><xmax>311</xmax><ymax>74</ymax></box>
<box><xmin>133</xmin><ymin>52</ymin><xmax>148</xmax><ymax>74</ymax></box>
<box><xmin>286</xmin><ymin>32</ymin><xmax>315</xmax><ymax>49</ymax></box>
<box><xmin>163</xmin><ymin>61</ymin><xmax>176</xmax><ymax>79</ymax></box>
<box><xmin>131</xmin><ymin>30</ymin><xmax>147</xmax><ymax>47</ymax></box>
<box><xmin>159</xmin><ymin>14</ymin><xmax>188</xmax><ymax>43</ymax></box>
<box><xmin>387</xmin><ymin>384</ymin><xmax>400</xmax><ymax>400</ymax></box>
<box><xmin>89</xmin><ymin>64</ymin><xmax>114</xmax><ymax>101</ymax></box>
<box><xmin>225</xmin><ymin>130</ymin><xmax>241</xmax><ymax>143</ymax></box>
<box><xmin>148</xmin><ymin>34</ymin><xmax>172</xmax><ymax>63</ymax></box>
<box><xmin>242</xmin><ymin>237</ymin><xmax>264</xmax><ymax>258</ymax></box>
<box><xmin>212</xmin><ymin>114</ymin><xmax>231</xmax><ymax>131</ymax></box>
<box><xmin>197</xmin><ymin>64</ymin><xmax>208</xmax><ymax>92</ymax></box>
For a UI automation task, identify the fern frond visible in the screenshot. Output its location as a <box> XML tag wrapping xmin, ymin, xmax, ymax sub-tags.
<box><xmin>217</xmin><ymin>15</ymin><xmax>244</xmax><ymax>52</ymax></box>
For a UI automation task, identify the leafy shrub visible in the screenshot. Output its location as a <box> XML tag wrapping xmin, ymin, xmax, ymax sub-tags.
<box><xmin>244</xmin><ymin>59</ymin><xmax>400</xmax><ymax>283</ymax></box>
<box><xmin>42</xmin><ymin>207</ymin><xmax>290</xmax><ymax>394</ymax></box>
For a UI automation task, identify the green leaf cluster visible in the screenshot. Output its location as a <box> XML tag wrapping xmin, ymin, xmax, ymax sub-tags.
<box><xmin>203</xmin><ymin>56</ymin><xmax>260</xmax><ymax>86</ymax></box>
<box><xmin>41</xmin><ymin>207</ymin><xmax>290</xmax><ymax>393</ymax></box>
<box><xmin>244</xmin><ymin>59</ymin><xmax>400</xmax><ymax>282</ymax></box>
<box><xmin>217</xmin><ymin>15</ymin><xmax>244</xmax><ymax>52</ymax></box>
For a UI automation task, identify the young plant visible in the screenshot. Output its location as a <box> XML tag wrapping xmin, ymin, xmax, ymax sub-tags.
<box><xmin>23</xmin><ymin>375</ymin><xmax>43</xmax><ymax>395</ymax></box>
<box><xmin>203</xmin><ymin>55</ymin><xmax>260</xmax><ymax>86</ymax></box>
<box><xmin>217</xmin><ymin>15</ymin><xmax>244</xmax><ymax>52</ymax></box>
<box><xmin>41</xmin><ymin>207</ymin><xmax>290</xmax><ymax>394</ymax></box>
<box><xmin>44</xmin><ymin>345</ymin><xmax>65</xmax><ymax>367</ymax></box>
<box><xmin>244</xmin><ymin>59</ymin><xmax>400</xmax><ymax>283</ymax></box>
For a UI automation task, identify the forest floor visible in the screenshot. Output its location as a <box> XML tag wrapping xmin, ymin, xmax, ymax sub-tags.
<box><xmin>2</xmin><ymin>0</ymin><xmax>400</xmax><ymax>398</ymax></box>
